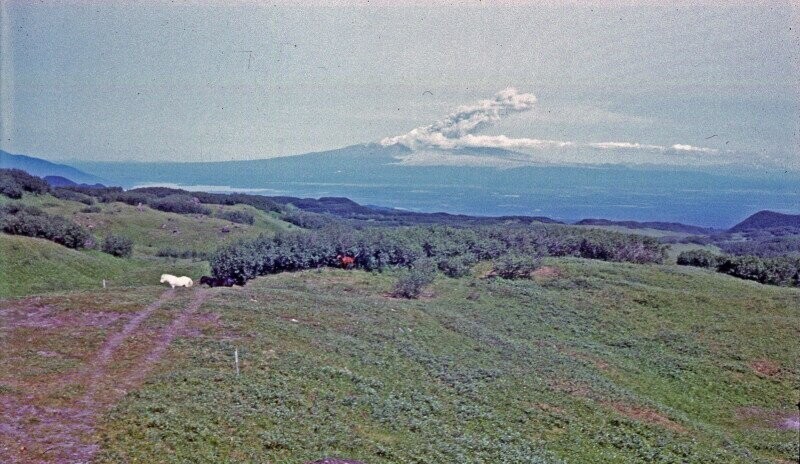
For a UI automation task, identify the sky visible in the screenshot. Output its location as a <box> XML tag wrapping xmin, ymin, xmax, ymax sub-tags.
<box><xmin>1</xmin><ymin>0</ymin><xmax>798</xmax><ymax>170</ymax></box>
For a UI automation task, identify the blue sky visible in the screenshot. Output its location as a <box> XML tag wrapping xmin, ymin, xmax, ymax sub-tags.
<box><xmin>1</xmin><ymin>1</ymin><xmax>797</xmax><ymax>170</ymax></box>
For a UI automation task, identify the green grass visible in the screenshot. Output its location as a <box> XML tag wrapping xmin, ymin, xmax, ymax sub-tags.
<box><xmin>0</xmin><ymin>234</ymin><xmax>208</xmax><ymax>297</ymax></box>
<box><xmin>2</xmin><ymin>193</ymin><xmax>293</xmax><ymax>257</ymax></box>
<box><xmin>89</xmin><ymin>260</ymin><xmax>799</xmax><ymax>463</ymax></box>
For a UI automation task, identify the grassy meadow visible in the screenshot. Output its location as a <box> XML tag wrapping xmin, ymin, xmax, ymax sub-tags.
<box><xmin>1</xmin><ymin>190</ymin><xmax>798</xmax><ymax>463</ymax></box>
<box><xmin>83</xmin><ymin>261</ymin><xmax>799</xmax><ymax>463</ymax></box>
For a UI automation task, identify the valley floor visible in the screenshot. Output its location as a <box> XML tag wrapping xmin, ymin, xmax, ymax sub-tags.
<box><xmin>1</xmin><ymin>259</ymin><xmax>798</xmax><ymax>463</ymax></box>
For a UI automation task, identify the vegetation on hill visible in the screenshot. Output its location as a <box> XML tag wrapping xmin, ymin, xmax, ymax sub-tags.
<box><xmin>1</xmin><ymin>203</ymin><xmax>92</xmax><ymax>249</ymax></box>
<box><xmin>575</xmin><ymin>218</ymin><xmax>714</xmax><ymax>235</ymax></box>
<box><xmin>0</xmin><ymin>168</ymin><xmax>51</xmax><ymax>198</ymax></box>
<box><xmin>211</xmin><ymin>224</ymin><xmax>667</xmax><ymax>285</ymax></box>
<box><xmin>729</xmin><ymin>210</ymin><xmax>800</xmax><ymax>232</ymax></box>
<box><xmin>82</xmin><ymin>262</ymin><xmax>799</xmax><ymax>463</ymax></box>
<box><xmin>1</xmin><ymin>168</ymin><xmax>798</xmax><ymax>462</ymax></box>
<box><xmin>0</xmin><ymin>234</ymin><xmax>206</xmax><ymax>296</ymax></box>
<box><xmin>677</xmin><ymin>249</ymin><xmax>800</xmax><ymax>287</ymax></box>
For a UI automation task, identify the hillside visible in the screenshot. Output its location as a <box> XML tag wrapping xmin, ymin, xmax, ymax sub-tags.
<box><xmin>1</xmin><ymin>193</ymin><xmax>295</xmax><ymax>258</ymax></box>
<box><xmin>1</xmin><ymin>260</ymin><xmax>797</xmax><ymax>462</ymax></box>
<box><xmin>729</xmin><ymin>210</ymin><xmax>800</xmax><ymax>232</ymax></box>
<box><xmin>0</xmin><ymin>234</ymin><xmax>206</xmax><ymax>297</ymax></box>
<box><xmin>0</xmin><ymin>150</ymin><xmax>103</xmax><ymax>185</ymax></box>
<box><xmin>576</xmin><ymin>218</ymin><xmax>714</xmax><ymax>235</ymax></box>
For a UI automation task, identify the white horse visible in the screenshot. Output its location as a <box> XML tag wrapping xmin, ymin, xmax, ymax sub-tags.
<box><xmin>160</xmin><ymin>274</ymin><xmax>193</xmax><ymax>288</ymax></box>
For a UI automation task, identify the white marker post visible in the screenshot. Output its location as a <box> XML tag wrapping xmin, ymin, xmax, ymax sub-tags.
<box><xmin>234</xmin><ymin>348</ymin><xmax>240</xmax><ymax>376</ymax></box>
<box><xmin>102</xmin><ymin>279</ymin><xmax>106</xmax><ymax>289</ymax></box>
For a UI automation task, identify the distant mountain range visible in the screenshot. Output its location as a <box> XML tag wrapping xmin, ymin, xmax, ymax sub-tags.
<box><xmin>6</xmin><ymin>145</ymin><xmax>800</xmax><ymax>228</ymax></box>
<box><xmin>0</xmin><ymin>150</ymin><xmax>103</xmax><ymax>185</ymax></box>
<box><xmin>729</xmin><ymin>211</ymin><xmax>800</xmax><ymax>232</ymax></box>
<box><xmin>43</xmin><ymin>175</ymin><xmax>105</xmax><ymax>189</ymax></box>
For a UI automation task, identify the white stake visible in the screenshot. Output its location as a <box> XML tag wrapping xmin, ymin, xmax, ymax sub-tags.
<box><xmin>234</xmin><ymin>348</ymin><xmax>240</xmax><ymax>376</ymax></box>
<box><xmin>102</xmin><ymin>279</ymin><xmax>106</xmax><ymax>289</ymax></box>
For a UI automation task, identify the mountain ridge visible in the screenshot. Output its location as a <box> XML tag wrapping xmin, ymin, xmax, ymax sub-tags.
<box><xmin>0</xmin><ymin>150</ymin><xmax>104</xmax><ymax>185</ymax></box>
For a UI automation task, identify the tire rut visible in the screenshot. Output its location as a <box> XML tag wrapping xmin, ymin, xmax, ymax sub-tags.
<box><xmin>0</xmin><ymin>288</ymin><xmax>209</xmax><ymax>464</ymax></box>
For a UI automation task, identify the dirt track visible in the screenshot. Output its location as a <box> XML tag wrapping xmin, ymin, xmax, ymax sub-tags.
<box><xmin>0</xmin><ymin>288</ymin><xmax>208</xmax><ymax>464</ymax></box>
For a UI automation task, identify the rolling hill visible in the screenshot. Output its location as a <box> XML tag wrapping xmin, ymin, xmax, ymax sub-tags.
<box><xmin>729</xmin><ymin>210</ymin><xmax>800</xmax><ymax>232</ymax></box>
<box><xmin>0</xmin><ymin>150</ymin><xmax>104</xmax><ymax>185</ymax></box>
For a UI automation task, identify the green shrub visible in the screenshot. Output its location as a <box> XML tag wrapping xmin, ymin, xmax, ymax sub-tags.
<box><xmin>157</xmin><ymin>247</ymin><xmax>209</xmax><ymax>260</ymax></box>
<box><xmin>717</xmin><ymin>255</ymin><xmax>800</xmax><ymax>286</ymax></box>
<box><xmin>0</xmin><ymin>203</ymin><xmax>91</xmax><ymax>248</ymax></box>
<box><xmin>149</xmin><ymin>195</ymin><xmax>211</xmax><ymax>215</ymax></box>
<box><xmin>102</xmin><ymin>234</ymin><xmax>134</xmax><ymax>258</ymax></box>
<box><xmin>217</xmin><ymin>209</ymin><xmax>255</xmax><ymax>225</ymax></box>
<box><xmin>677</xmin><ymin>249</ymin><xmax>722</xmax><ymax>268</ymax></box>
<box><xmin>392</xmin><ymin>259</ymin><xmax>436</xmax><ymax>299</ymax></box>
<box><xmin>437</xmin><ymin>254</ymin><xmax>475</xmax><ymax>278</ymax></box>
<box><xmin>80</xmin><ymin>205</ymin><xmax>102</xmax><ymax>213</ymax></box>
<box><xmin>492</xmin><ymin>253</ymin><xmax>540</xmax><ymax>279</ymax></box>
<box><xmin>0</xmin><ymin>169</ymin><xmax>50</xmax><ymax>198</ymax></box>
<box><xmin>52</xmin><ymin>188</ymin><xmax>95</xmax><ymax>205</ymax></box>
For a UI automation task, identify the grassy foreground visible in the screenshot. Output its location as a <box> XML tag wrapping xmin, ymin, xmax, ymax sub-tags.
<box><xmin>79</xmin><ymin>260</ymin><xmax>799</xmax><ymax>463</ymax></box>
<box><xmin>0</xmin><ymin>234</ymin><xmax>208</xmax><ymax>297</ymax></box>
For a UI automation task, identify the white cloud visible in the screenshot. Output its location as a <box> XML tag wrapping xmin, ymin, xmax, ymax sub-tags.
<box><xmin>381</xmin><ymin>88</ymin><xmax>727</xmax><ymax>166</ymax></box>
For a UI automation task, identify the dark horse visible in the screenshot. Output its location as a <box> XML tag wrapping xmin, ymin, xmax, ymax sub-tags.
<box><xmin>199</xmin><ymin>276</ymin><xmax>237</xmax><ymax>287</ymax></box>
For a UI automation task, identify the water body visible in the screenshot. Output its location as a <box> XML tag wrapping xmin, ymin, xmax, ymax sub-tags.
<box><xmin>75</xmin><ymin>145</ymin><xmax>800</xmax><ymax>229</ymax></box>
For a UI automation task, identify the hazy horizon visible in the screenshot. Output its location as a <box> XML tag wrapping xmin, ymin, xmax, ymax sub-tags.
<box><xmin>1</xmin><ymin>1</ymin><xmax>798</xmax><ymax>172</ymax></box>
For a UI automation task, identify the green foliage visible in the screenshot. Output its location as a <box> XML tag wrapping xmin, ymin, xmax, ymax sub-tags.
<box><xmin>716</xmin><ymin>255</ymin><xmax>800</xmax><ymax>286</ymax></box>
<box><xmin>492</xmin><ymin>253</ymin><xmax>541</xmax><ymax>279</ymax></box>
<box><xmin>677</xmin><ymin>248</ymin><xmax>800</xmax><ymax>287</ymax></box>
<box><xmin>0</xmin><ymin>203</ymin><xmax>92</xmax><ymax>249</ymax></box>
<box><xmin>51</xmin><ymin>187</ymin><xmax>95</xmax><ymax>205</ymax></box>
<box><xmin>80</xmin><ymin>205</ymin><xmax>102</xmax><ymax>213</ymax></box>
<box><xmin>216</xmin><ymin>209</ymin><xmax>255</xmax><ymax>225</ymax></box>
<box><xmin>156</xmin><ymin>247</ymin><xmax>210</xmax><ymax>260</ymax></box>
<box><xmin>148</xmin><ymin>195</ymin><xmax>212</xmax><ymax>215</ymax></box>
<box><xmin>392</xmin><ymin>258</ymin><xmax>437</xmax><ymax>298</ymax></box>
<box><xmin>102</xmin><ymin>234</ymin><xmax>134</xmax><ymax>258</ymax></box>
<box><xmin>281</xmin><ymin>208</ymin><xmax>337</xmax><ymax>229</ymax></box>
<box><xmin>0</xmin><ymin>169</ymin><xmax>50</xmax><ymax>198</ymax></box>
<box><xmin>677</xmin><ymin>249</ymin><xmax>722</xmax><ymax>268</ymax></box>
<box><xmin>211</xmin><ymin>224</ymin><xmax>668</xmax><ymax>284</ymax></box>
<box><xmin>437</xmin><ymin>254</ymin><xmax>476</xmax><ymax>278</ymax></box>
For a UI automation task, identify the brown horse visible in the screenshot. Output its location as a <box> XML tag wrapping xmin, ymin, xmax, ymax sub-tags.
<box><xmin>336</xmin><ymin>255</ymin><xmax>355</xmax><ymax>269</ymax></box>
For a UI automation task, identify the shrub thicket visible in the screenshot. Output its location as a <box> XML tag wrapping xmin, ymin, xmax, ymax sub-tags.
<box><xmin>676</xmin><ymin>249</ymin><xmax>722</xmax><ymax>268</ymax></box>
<box><xmin>80</xmin><ymin>205</ymin><xmax>102</xmax><ymax>213</ymax></box>
<box><xmin>52</xmin><ymin>188</ymin><xmax>95</xmax><ymax>205</ymax></box>
<box><xmin>148</xmin><ymin>195</ymin><xmax>212</xmax><ymax>215</ymax></box>
<box><xmin>0</xmin><ymin>169</ymin><xmax>50</xmax><ymax>198</ymax></box>
<box><xmin>210</xmin><ymin>224</ymin><xmax>667</xmax><ymax>285</ymax></box>
<box><xmin>102</xmin><ymin>234</ymin><xmax>134</xmax><ymax>257</ymax></box>
<box><xmin>716</xmin><ymin>255</ymin><xmax>800</xmax><ymax>286</ymax></box>
<box><xmin>392</xmin><ymin>259</ymin><xmax>437</xmax><ymax>298</ymax></box>
<box><xmin>217</xmin><ymin>209</ymin><xmax>255</xmax><ymax>225</ymax></box>
<box><xmin>492</xmin><ymin>253</ymin><xmax>541</xmax><ymax>279</ymax></box>
<box><xmin>0</xmin><ymin>203</ymin><xmax>91</xmax><ymax>248</ymax></box>
<box><xmin>437</xmin><ymin>254</ymin><xmax>476</xmax><ymax>278</ymax></box>
<box><xmin>156</xmin><ymin>247</ymin><xmax>210</xmax><ymax>260</ymax></box>
<box><xmin>676</xmin><ymin>249</ymin><xmax>800</xmax><ymax>287</ymax></box>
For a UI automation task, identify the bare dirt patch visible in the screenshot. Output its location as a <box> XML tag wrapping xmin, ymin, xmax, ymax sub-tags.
<box><xmin>735</xmin><ymin>406</ymin><xmax>800</xmax><ymax>431</ymax></box>
<box><xmin>532</xmin><ymin>266</ymin><xmax>561</xmax><ymax>280</ymax></box>
<box><xmin>608</xmin><ymin>402</ymin><xmax>687</xmax><ymax>433</ymax></box>
<box><xmin>749</xmin><ymin>359</ymin><xmax>782</xmax><ymax>378</ymax></box>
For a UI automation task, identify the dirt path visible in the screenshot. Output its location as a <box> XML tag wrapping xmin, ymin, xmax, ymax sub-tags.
<box><xmin>0</xmin><ymin>288</ymin><xmax>209</xmax><ymax>464</ymax></box>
